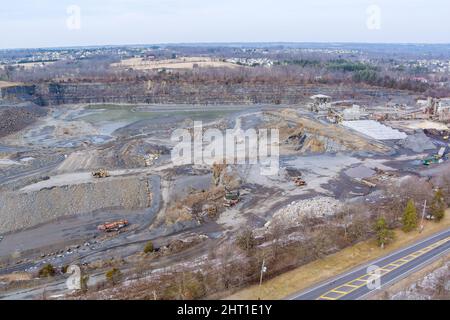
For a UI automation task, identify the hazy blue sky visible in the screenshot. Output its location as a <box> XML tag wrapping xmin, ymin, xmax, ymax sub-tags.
<box><xmin>1</xmin><ymin>0</ymin><xmax>449</xmax><ymax>49</ymax></box>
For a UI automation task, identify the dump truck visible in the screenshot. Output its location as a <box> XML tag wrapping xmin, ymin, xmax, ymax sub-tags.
<box><xmin>97</xmin><ymin>220</ymin><xmax>129</xmax><ymax>232</ymax></box>
<box><xmin>293</xmin><ymin>176</ymin><xmax>306</xmax><ymax>187</ymax></box>
<box><xmin>224</xmin><ymin>190</ymin><xmax>240</xmax><ymax>207</ymax></box>
<box><xmin>92</xmin><ymin>169</ymin><xmax>110</xmax><ymax>178</ymax></box>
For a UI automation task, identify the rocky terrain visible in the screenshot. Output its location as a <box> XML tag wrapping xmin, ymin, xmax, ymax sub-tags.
<box><xmin>0</xmin><ymin>104</ymin><xmax>47</xmax><ymax>137</ymax></box>
<box><xmin>1</xmin><ymin>82</ymin><xmax>416</xmax><ymax>107</ymax></box>
<box><xmin>0</xmin><ymin>175</ymin><xmax>151</xmax><ymax>233</ymax></box>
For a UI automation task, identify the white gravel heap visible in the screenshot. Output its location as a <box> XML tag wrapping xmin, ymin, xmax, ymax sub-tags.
<box><xmin>400</xmin><ymin>131</ymin><xmax>436</xmax><ymax>153</ymax></box>
<box><xmin>267</xmin><ymin>196</ymin><xmax>342</xmax><ymax>227</ymax></box>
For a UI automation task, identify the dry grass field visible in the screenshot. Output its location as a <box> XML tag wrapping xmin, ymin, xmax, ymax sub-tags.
<box><xmin>112</xmin><ymin>56</ymin><xmax>240</xmax><ymax>70</ymax></box>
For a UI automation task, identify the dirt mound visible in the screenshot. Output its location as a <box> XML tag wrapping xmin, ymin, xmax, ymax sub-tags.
<box><xmin>0</xmin><ymin>104</ymin><xmax>47</xmax><ymax>137</ymax></box>
<box><xmin>0</xmin><ymin>176</ymin><xmax>151</xmax><ymax>233</ymax></box>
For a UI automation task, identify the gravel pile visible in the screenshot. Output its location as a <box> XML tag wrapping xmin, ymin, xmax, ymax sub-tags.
<box><xmin>0</xmin><ymin>176</ymin><xmax>151</xmax><ymax>233</ymax></box>
<box><xmin>267</xmin><ymin>196</ymin><xmax>342</xmax><ymax>227</ymax></box>
<box><xmin>400</xmin><ymin>131</ymin><xmax>436</xmax><ymax>153</ymax></box>
<box><xmin>0</xmin><ymin>104</ymin><xmax>47</xmax><ymax>137</ymax></box>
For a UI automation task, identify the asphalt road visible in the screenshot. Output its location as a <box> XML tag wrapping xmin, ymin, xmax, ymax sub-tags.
<box><xmin>291</xmin><ymin>228</ymin><xmax>450</xmax><ymax>300</ymax></box>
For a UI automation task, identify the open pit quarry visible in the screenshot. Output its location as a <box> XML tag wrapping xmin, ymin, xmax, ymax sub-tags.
<box><xmin>2</xmin><ymin>36</ymin><xmax>450</xmax><ymax>304</ymax></box>
<box><xmin>0</xmin><ymin>94</ymin><xmax>449</xmax><ymax>300</ymax></box>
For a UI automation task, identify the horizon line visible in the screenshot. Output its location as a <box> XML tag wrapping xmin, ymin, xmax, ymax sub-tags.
<box><xmin>2</xmin><ymin>41</ymin><xmax>450</xmax><ymax>51</ymax></box>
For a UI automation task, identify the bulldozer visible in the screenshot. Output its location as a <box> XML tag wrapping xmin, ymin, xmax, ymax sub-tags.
<box><xmin>92</xmin><ymin>169</ymin><xmax>110</xmax><ymax>178</ymax></box>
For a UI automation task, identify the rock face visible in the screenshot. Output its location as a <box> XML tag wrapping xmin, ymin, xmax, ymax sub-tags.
<box><xmin>2</xmin><ymin>82</ymin><xmax>414</xmax><ymax>106</ymax></box>
<box><xmin>0</xmin><ymin>176</ymin><xmax>151</xmax><ymax>233</ymax></box>
<box><xmin>0</xmin><ymin>85</ymin><xmax>36</xmax><ymax>102</ymax></box>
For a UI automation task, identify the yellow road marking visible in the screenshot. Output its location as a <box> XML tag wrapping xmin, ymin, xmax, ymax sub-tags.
<box><xmin>344</xmin><ymin>284</ymin><xmax>360</xmax><ymax>288</ymax></box>
<box><xmin>318</xmin><ymin>296</ymin><xmax>336</xmax><ymax>300</ymax></box>
<box><xmin>331</xmin><ymin>290</ymin><xmax>348</xmax><ymax>294</ymax></box>
<box><xmin>316</xmin><ymin>236</ymin><xmax>450</xmax><ymax>300</ymax></box>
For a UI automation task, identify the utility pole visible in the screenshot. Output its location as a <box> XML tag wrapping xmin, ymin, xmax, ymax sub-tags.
<box><xmin>420</xmin><ymin>200</ymin><xmax>427</xmax><ymax>233</ymax></box>
<box><xmin>258</xmin><ymin>258</ymin><xmax>267</xmax><ymax>300</ymax></box>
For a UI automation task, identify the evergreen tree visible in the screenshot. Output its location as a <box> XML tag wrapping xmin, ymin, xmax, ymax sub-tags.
<box><xmin>375</xmin><ymin>217</ymin><xmax>394</xmax><ymax>248</ymax></box>
<box><xmin>402</xmin><ymin>199</ymin><xmax>418</xmax><ymax>232</ymax></box>
<box><xmin>430</xmin><ymin>189</ymin><xmax>446</xmax><ymax>222</ymax></box>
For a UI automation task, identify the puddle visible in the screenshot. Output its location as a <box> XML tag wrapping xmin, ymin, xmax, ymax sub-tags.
<box><xmin>344</xmin><ymin>165</ymin><xmax>376</xmax><ymax>179</ymax></box>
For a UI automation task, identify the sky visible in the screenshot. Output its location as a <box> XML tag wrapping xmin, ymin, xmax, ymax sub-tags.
<box><xmin>1</xmin><ymin>0</ymin><xmax>449</xmax><ymax>49</ymax></box>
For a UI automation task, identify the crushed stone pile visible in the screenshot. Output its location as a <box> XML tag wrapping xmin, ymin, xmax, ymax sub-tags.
<box><xmin>266</xmin><ymin>196</ymin><xmax>342</xmax><ymax>228</ymax></box>
<box><xmin>400</xmin><ymin>131</ymin><xmax>436</xmax><ymax>153</ymax></box>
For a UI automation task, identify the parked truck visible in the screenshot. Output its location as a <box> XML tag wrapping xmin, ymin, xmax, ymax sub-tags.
<box><xmin>224</xmin><ymin>189</ymin><xmax>240</xmax><ymax>207</ymax></box>
<box><xmin>293</xmin><ymin>176</ymin><xmax>306</xmax><ymax>187</ymax></box>
<box><xmin>97</xmin><ymin>220</ymin><xmax>129</xmax><ymax>232</ymax></box>
<box><xmin>92</xmin><ymin>169</ymin><xmax>110</xmax><ymax>178</ymax></box>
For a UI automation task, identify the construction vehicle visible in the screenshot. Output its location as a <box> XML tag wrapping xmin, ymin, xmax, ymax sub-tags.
<box><xmin>423</xmin><ymin>157</ymin><xmax>439</xmax><ymax>166</ymax></box>
<box><xmin>327</xmin><ymin>108</ymin><xmax>343</xmax><ymax>124</ymax></box>
<box><xmin>97</xmin><ymin>220</ymin><xmax>129</xmax><ymax>232</ymax></box>
<box><xmin>423</xmin><ymin>147</ymin><xmax>447</xmax><ymax>166</ymax></box>
<box><xmin>224</xmin><ymin>189</ymin><xmax>240</xmax><ymax>207</ymax></box>
<box><xmin>293</xmin><ymin>176</ymin><xmax>306</xmax><ymax>187</ymax></box>
<box><xmin>143</xmin><ymin>152</ymin><xmax>160</xmax><ymax>167</ymax></box>
<box><xmin>92</xmin><ymin>169</ymin><xmax>110</xmax><ymax>178</ymax></box>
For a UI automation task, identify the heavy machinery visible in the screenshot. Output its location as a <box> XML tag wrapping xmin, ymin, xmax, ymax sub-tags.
<box><xmin>293</xmin><ymin>176</ymin><xmax>306</xmax><ymax>187</ymax></box>
<box><xmin>92</xmin><ymin>169</ymin><xmax>110</xmax><ymax>178</ymax></box>
<box><xmin>97</xmin><ymin>220</ymin><xmax>129</xmax><ymax>232</ymax></box>
<box><xmin>423</xmin><ymin>147</ymin><xmax>447</xmax><ymax>166</ymax></box>
<box><xmin>224</xmin><ymin>189</ymin><xmax>240</xmax><ymax>207</ymax></box>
